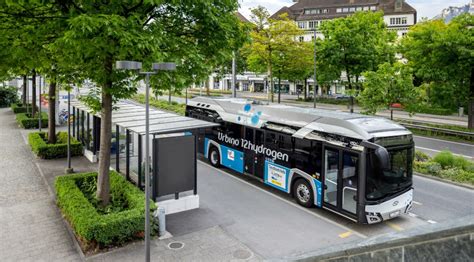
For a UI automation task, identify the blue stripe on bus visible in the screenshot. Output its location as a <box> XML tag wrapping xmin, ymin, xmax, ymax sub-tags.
<box><xmin>314</xmin><ymin>179</ymin><xmax>322</xmax><ymax>207</ymax></box>
<box><xmin>264</xmin><ymin>160</ymin><xmax>290</xmax><ymax>192</ymax></box>
<box><xmin>220</xmin><ymin>145</ymin><xmax>244</xmax><ymax>173</ymax></box>
<box><xmin>204</xmin><ymin>137</ymin><xmax>210</xmax><ymax>158</ymax></box>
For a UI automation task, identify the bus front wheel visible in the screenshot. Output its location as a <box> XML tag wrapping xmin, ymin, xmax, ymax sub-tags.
<box><xmin>293</xmin><ymin>179</ymin><xmax>314</xmax><ymax>208</ymax></box>
<box><xmin>209</xmin><ymin>146</ymin><xmax>221</xmax><ymax>167</ymax></box>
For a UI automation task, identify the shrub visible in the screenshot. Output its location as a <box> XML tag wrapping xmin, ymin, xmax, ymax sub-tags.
<box><xmin>0</xmin><ymin>86</ymin><xmax>18</xmax><ymax>107</ymax></box>
<box><xmin>415</xmin><ymin>150</ymin><xmax>431</xmax><ymax>162</ymax></box>
<box><xmin>28</xmin><ymin>132</ymin><xmax>83</xmax><ymax>159</ymax></box>
<box><xmin>55</xmin><ymin>171</ymin><xmax>156</xmax><ymax>247</ymax></box>
<box><xmin>16</xmin><ymin>112</ymin><xmax>48</xmax><ymax>129</ymax></box>
<box><xmin>133</xmin><ymin>94</ymin><xmax>186</xmax><ymax>115</ymax></box>
<box><xmin>414</xmin><ymin>104</ymin><xmax>454</xmax><ymax>116</ymax></box>
<box><xmin>433</xmin><ymin>151</ymin><xmax>473</xmax><ymax>171</ymax></box>
<box><xmin>11</xmin><ymin>103</ymin><xmax>34</xmax><ymax>113</ymax></box>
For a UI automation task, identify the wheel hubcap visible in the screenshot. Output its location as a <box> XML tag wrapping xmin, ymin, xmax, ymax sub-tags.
<box><xmin>210</xmin><ymin>151</ymin><xmax>218</xmax><ymax>165</ymax></box>
<box><xmin>297</xmin><ymin>184</ymin><xmax>310</xmax><ymax>203</ymax></box>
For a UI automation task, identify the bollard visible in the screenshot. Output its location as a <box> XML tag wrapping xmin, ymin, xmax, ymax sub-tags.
<box><xmin>157</xmin><ymin>206</ymin><xmax>166</xmax><ymax>237</ymax></box>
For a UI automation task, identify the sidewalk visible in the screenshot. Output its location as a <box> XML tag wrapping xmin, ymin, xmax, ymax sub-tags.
<box><xmin>0</xmin><ymin>107</ymin><xmax>262</xmax><ymax>261</ymax></box>
<box><xmin>0</xmin><ymin>108</ymin><xmax>80</xmax><ymax>261</ymax></box>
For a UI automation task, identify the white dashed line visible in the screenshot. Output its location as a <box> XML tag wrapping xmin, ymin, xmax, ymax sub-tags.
<box><xmin>427</xmin><ymin>220</ymin><xmax>437</xmax><ymax>224</ymax></box>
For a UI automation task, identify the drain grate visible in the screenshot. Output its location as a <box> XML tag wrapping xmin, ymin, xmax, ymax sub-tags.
<box><xmin>168</xmin><ymin>241</ymin><xmax>184</xmax><ymax>250</ymax></box>
<box><xmin>232</xmin><ymin>249</ymin><xmax>253</xmax><ymax>260</ymax></box>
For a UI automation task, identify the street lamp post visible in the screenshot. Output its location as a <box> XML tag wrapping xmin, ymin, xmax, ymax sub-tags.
<box><xmin>232</xmin><ymin>51</ymin><xmax>237</xmax><ymax>98</ymax></box>
<box><xmin>313</xmin><ymin>29</ymin><xmax>318</xmax><ymax>109</ymax></box>
<box><xmin>116</xmin><ymin>61</ymin><xmax>176</xmax><ymax>262</ymax></box>
<box><xmin>38</xmin><ymin>76</ymin><xmax>42</xmax><ymax>132</ymax></box>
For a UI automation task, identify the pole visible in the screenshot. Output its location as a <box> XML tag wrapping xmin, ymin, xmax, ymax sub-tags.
<box><xmin>145</xmin><ymin>73</ymin><xmax>151</xmax><ymax>262</ymax></box>
<box><xmin>38</xmin><ymin>76</ymin><xmax>42</xmax><ymax>131</ymax></box>
<box><xmin>185</xmin><ymin>87</ymin><xmax>188</xmax><ymax>105</ymax></box>
<box><xmin>66</xmin><ymin>88</ymin><xmax>73</xmax><ymax>174</ymax></box>
<box><xmin>232</xmin><ymin>51</ymin><xmax>237</xmax><ymax>98</ymax></box>
<box><xmin>313</xmin><ymin>29</ymin><xmax>317</xmax><ymax>109</ymax></box>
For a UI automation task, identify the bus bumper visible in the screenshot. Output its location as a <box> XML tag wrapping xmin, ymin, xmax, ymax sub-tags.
<box><xmin>365</xmin><ymin>189</ymin><xmax>413</xmax><ymax>224</ymax></box>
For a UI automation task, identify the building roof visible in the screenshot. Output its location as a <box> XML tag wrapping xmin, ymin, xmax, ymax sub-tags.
<box><xmin>270</xmin><ymin>0</ymin><xmax>416</xmax><ymax>20</ymax></box>
<box><xmin>188</xmin><ymin>97</ymin><xmax>410</xmax><ymax>141</ymax></box>
<box><xmin>71</xmin><ymin>100</ymin><xmax>218</xmax><ymax>135</ymax></box>
<box><xmin>235</xmin><ymin>12</ymin><xmax>250</xmax><ymax>23</ymax></box>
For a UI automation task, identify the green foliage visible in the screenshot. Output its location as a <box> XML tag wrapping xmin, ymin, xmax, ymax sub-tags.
<box><xmin>133</xmin><ymin>94</ymin><xmax>185</xmax><ymax>115</ymax></box>
<box><xmin>415</xmin><ymin>150</ymin><xmax>431</xmax><ymax>162</ymax></box>
<box><xmin>28</xmin><ymin>132</ymin><xmax>82</xmax><ymax>159</ymax></box>
<box><xmin>16</xmin><ymin>112</ymin><xmax>48</xmax><ymax>129</ymax></box>
<box><xmin>55</xmin><ymin>172</ymin><xmax>156</xmax><ymax>246</ymax></box>
<box><xmin>414</xmin><ymin>151</ymin><xmax>474</xmax><ymax>185</ymax></box>
<box><xmin>401</xmin><ymin>14</ymin><xmax>474</xmax><ymax>126</ymax></box>
<box><xmin>243</xmin><ymin>7</ymin><xmax>305</xmax><ymax>97</ymax></box>
<box><xmin>11</xmin><ymin>103</ymin><xmax>33</xmax><ymax>114</ymax></box>
<box><xmin>413</xmin><ymin>103</ymin><xmax>455</xmax><ymax>116</ymax></box>
<box><xmin>0</xmin><ymin>86</ymin><xmax>18</xmax><ymax>107</ymax></box>
<box><xmin>359</xmin><ymin>62</ymin><xmax>420</xmax><ymax>115</ymax></box>
<box><xmin>432</xmin><ymin>151</ymin><xmax>474</xmax><ymax>171</ymax></box>
<box><xmin>317</xmin><ymin>11</ymin><xmax>397</xmax><ymax>90</ymax></box>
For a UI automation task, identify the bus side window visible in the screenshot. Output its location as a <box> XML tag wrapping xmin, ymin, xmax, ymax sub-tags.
<box><xmin>278</xmin><ymin>134</ymin><xmax>292</xmax><ymax>153</ymax></box>
<box><xmin>265</xmin><ymin>131</ymin><xmax>278</xmax><ymax>147</ymax></box>
<box><xmin>256</xmin><ymin>130</ymin><xmax>264</xmax><ymax>144</ymax></box>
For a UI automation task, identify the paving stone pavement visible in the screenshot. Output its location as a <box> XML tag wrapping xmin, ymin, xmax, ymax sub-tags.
<box><xmin>0</xmin><ymin>108</ymin><xmax>81</xmax><ymax>262</ymax></box>
<box><xmin>0</xmin><ymin>108</ymin><xmax>262</xmax><ymax>262</ymax></box>
<box><xmin>89</xmin><ymin>226</ymin><xmax>261</xmax><ymax>262</ymax></box>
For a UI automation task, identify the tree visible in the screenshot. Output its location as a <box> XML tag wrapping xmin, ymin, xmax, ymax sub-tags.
<box><xmin>359</xmin><ymin>62</ymin><xmax>420</xmax><ymax>118</ymax></box>
<box><xmin>243</xmin><ymin>7</ymin><xmax>303</xmax><ymax>102</ymax></box>
<box><xmin>401</xmin><ymin>14</ymin><xmax>474</xmax><ymax>129</ymax></box>
<box><xmin>53</xmin><ymin>1</ymin><xmax>242</xmax><ymax>205</ymax></box>
<box><xmin>317</xmin><ymin>11</ymin><xmax>397</xmax><ymax>112</ymax></box>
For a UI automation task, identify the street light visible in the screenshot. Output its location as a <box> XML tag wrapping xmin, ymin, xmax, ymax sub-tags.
<box><xmin>313</xmin><ymin>29</ymin><xmax>318</xmax><ymax>109</ymax></box>
<box><xmin>116</xmin><ymin>60</ymin><xmax>176</xmax><ymax>262</ymax></box>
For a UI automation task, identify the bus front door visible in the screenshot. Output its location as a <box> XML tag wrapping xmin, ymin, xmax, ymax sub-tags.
<box><xmin>243</xmin><ymin>128</ymin><xmax>264</xmax><ymax>179</ymax></box>
<box><xmin>323</xmin><ymin>146</ymin><xmax>359</xmax><ymax>218</ymax></box>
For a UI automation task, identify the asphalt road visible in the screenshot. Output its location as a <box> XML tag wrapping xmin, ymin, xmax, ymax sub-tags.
<box><xmin>414</xmin><ymin>135</ymin><xmax>473</xmax><ymax>160</ymax></box>
<box><xmin>166</xmin><ymin>158</ymin><xmax>474</xmax><ymax>259</ymax></box>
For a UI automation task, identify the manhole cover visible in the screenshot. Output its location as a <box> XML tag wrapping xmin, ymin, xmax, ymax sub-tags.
<box><xmin>232</xmin><ymin>249</ymin><xmax>252</xmax><ymax>260</ymax></box>
<box><xmin>168</xmin><ymin>242</ymin><xmax>184</xmax><ymax>250</ymax></box>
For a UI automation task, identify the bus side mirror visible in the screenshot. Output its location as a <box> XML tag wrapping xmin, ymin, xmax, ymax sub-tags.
<box><xmin>374</xmin><ymin>147</ymin><xmax>390</xmax><ymax>170</ymax></box>
<box><xmin>361</xmin><ymin>140</ymin><xmax>390</xmax><ymax>170</ymax></box>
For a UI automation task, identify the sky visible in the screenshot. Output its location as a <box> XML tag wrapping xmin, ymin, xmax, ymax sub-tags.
<box><xmin>238</xmin><ymin>0</ymin><xmax>470</xmax><ymax>20</ymax></box>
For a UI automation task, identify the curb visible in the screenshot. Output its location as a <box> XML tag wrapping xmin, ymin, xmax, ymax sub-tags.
<box><xmin>414</xmin><ymin>173</ymin><xmax>474</xmax><ymax>190</ymax></box>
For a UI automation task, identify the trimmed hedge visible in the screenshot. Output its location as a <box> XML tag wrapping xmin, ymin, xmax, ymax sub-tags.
<box><xmin>55</xmin><ymin>171</ymin><xmax>156</xmax><ymax>247</ymax></box>
<box><xmin>11</xmin><ymin>103</ymin><xmax>34</xmax><ymax>113</ymax></box>
<box><xmin>28</xmin><ymin>132</ymin><xmax>83</xmax><ymax>159</ymax></box>
<box><xmin>16</xmin><ymin>112</ymin><xmax>48</xmax><ymax>129</ymax></box>
<box><xmin>133</xmin><ymin>94</ymin><xmax>186</xmax><ymax>115</ymax></box>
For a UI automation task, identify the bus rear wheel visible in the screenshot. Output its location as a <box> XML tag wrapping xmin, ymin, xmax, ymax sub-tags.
<box><xmin>293</xmin><ymin>179</ymin><xmax>314</xmax><ymax>208</ymax></box>
<box><xmin>209</xmin><ymin>146</ymin><xmax>221</xmax><ymax>167</ymax></box>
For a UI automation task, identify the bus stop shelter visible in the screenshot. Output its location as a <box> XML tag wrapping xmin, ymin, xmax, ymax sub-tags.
<box><xmin>70</xmin><ymin>100</ymin><xmax>218</xmax><ymax>213</ymax></box>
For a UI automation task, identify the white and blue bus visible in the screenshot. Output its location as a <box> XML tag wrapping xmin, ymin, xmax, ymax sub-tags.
<box><xmin>186</xmin><ymin>97</ymin><xmax>414</xmax><ymax>224</ymax></box>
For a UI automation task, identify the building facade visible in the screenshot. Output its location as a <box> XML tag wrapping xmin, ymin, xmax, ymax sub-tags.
<box><xmin>271</xmin><ymin>0</ymin><xmax>417</xmax><ymax>41</ymax></box>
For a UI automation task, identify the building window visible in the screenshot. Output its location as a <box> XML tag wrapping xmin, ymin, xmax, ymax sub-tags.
<box><xmin>309</xmin><ymin>21</ymin><xmax>319</xmax><ymax>28</ymax></box>
<box><xmin>343</xmin><ymin>7</ymin><xmax>349</xmax><ymax>12</ymax></box>
<box><xmin>401</xmin><ymin>17</ymin><xmax>407</xmax><ymax>24</ymax></box>
<box><xmin>298</xmin><ymin>21</ymin><xmax>306</xmax><ymax>29</ymax></box>
<box><xmin>336</xmin><ymin>8</ymin><xmax>342</xmax><ymax>13</ymax></box>
<box><xmin>323</xmin><ymin>9</ymin><xmax>329</xmax><ymax>14</ymax></box>
<box><xmin>356</xmin><ymin>7</ymin><xmax>363</xmax><ymax>11</ymax></box>
<box><xmin>349</xmin><ymin>7</ymin><xmax>355</xmax><ymax>12</ymax></box>
<box><xmin>299</xmin><ymin>36</ymin><xmax>304</xmax><ymax>42</ymax></box>
<box><xmin>370</xmin><ymin>6</ymin><xmax>377</xmax><ymax>11</ymax></box>
<box><xmin>363</xmin><ymin>6</ymin><xmax>369</xmax><ymax>11</ymax></box>
<box><xmin>390</xmin><ymin>17</ymin><xmax>408</xmax><ymax>25</ymax></box>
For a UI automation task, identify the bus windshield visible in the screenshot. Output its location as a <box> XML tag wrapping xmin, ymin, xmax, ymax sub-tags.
<box><xmin>366</xmin><ymin>146</ymin><xmax>413</xmax><ymax>201</ymax></box>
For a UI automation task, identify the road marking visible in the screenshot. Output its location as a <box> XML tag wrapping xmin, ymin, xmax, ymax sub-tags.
<box><xmin>199</xmin><ymin>161</ymin><xmax>368</xmax><ymax>239</ymax></box>
<box><xmin>413</xmin><ymin>201</ymin><xmax>423</xmax><ymax>206</ymax></box>
<box><xmin>385</xmin><ymin>221</ymin><xmax>404</xmax><ymax>232</ymax></box>
<box><xmin>414</xmin><ymin>135</ymin><xmax>473</xmax><ymax>147</ymax></box>
<box><xmin>415</xmin><ymin>146</ymin><xmax>472</xmax><ymax>159</ymax></box>
<box><xmin>338</xmin><ymin>231</ymin><xmax>353</xmax><ymax>239</ymax></box>
<box><xmin>408</xmin><ymin>212</ymin><xmax>418</xmax><ymax>217</ymax></box>
<box><xmin>427</xmin><ymin>220</ymin><xmax>437</xmax><ymax>224</ymax></box>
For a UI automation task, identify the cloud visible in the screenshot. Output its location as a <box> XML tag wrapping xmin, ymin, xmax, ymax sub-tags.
<box><xmin>237</xmin><ymin>0</ymin><xmax>471</xmax><ymax>20</ymax></box>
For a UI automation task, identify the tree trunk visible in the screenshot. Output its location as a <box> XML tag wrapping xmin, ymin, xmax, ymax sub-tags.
<box><xmin>48</xmin><ymin>79</ymin><xmax>57</xmax><ymax>144</ymax></box>
<box><xmin>268</xmin><ymin>64</ymin><xmax>274</xmax><ymax>103</ymax></box>
<box><xmin>468</xmin><ymin>67</ymin><xmax>474</xmax><ymax>130</ymax></box>
<box><xmin>278</xmin><ymin>77</ymin><xmax>281</xmax><ymax>104</ymax></box>
<box><xmin>304</xmin><ymin>78</ymin><xmax>307</xmax><ymax>100</ymax></box>
<box><xmin>22</xmin><ymin>75</ymin><xmax>27</xmax><ymax>105</ymax></box>
<box><xmin>97</xmin><ymin>90</ymin><xmax>112</xmax><ymax>206</ymax></box>
<box><xmin>346</xmin><ymin>70</ymin><xmax>354</xmax><ymax>113</ymax></box>
<box><xmin>32</xmin><ymin>70</ymin><xmax>37</xmax><ymax>117</ymax></box>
